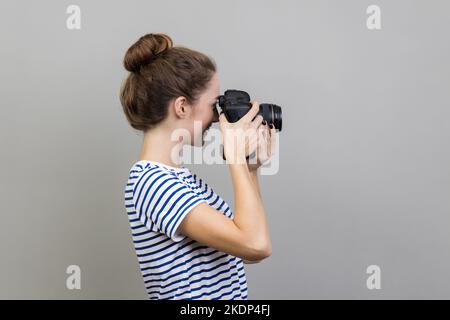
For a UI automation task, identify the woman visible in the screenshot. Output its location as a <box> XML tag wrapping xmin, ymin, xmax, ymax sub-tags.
<box><xmin>120</xmin><ymin>33</ymin><xmax>276</xmax><ymax>300</ymax></box>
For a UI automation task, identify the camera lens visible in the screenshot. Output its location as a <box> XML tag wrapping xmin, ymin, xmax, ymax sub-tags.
<box><xmin>260</xmin><ymin>103</ymin><xmax>282</xmax><ymax>131</ymax></box>
<box><xmin>272</xmin><ymin>105</ymin><xmax>282</xmax><ymax>131</ymax></box>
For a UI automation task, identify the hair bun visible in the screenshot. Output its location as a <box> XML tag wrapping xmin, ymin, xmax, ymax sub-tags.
<box><xmin>123</xmin><ymin>33</ymin><xmax>173</xmax><ymax>72</ymax></box>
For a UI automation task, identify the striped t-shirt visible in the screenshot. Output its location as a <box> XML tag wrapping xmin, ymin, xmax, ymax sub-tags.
<box><xmin>124</xmin><ymin>160</ymin><xmax>248</xmax><ymax>300</ymax></box>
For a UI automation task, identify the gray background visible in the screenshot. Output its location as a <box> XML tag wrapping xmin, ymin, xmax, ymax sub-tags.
<box><xmin>1</xmin><ymin>0</ymin><xmax>449</xmax><ymax>299</ymax></box>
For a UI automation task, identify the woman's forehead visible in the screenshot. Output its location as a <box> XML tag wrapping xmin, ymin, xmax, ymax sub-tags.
<box><xmin>203</xmin><ymin>74</ymin><xmax>220</xmax><ymax>100</ymax></box>
<box><xmin>210</xmin><ymin>73</ymin><xmax>220</xmax><ymax>90</ymax></box>
<box><xmin>208</xmin><ymin>88</ymin><xmax>220</xmax><ymax>101</ymax></box>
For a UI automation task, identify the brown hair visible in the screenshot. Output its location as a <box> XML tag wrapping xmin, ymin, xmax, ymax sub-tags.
<box><xmin>120</xmin><ymin>33</ymin><xmax>217</xmax><ymax>131</ymax></box>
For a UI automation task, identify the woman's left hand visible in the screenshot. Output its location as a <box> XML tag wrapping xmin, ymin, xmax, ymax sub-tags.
<box><xmin>247</xmin><ymin>122</ymin><xmax>277</xmax><ymax>171</ymax></box>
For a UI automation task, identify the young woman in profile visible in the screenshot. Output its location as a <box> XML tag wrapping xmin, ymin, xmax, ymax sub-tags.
<box><xmin>120</xmin><ymin>33</ymin><xmax>277</xmax><ymax>300</ymax></box>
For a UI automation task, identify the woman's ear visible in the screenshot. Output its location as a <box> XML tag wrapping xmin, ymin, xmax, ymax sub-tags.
<box><xmin>173</xmin><ymin>96</ymin><xmax>190</xmax><ymax>119</ymax></box>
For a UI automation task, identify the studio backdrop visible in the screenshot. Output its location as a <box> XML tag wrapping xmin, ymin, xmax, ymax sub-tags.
<box><xmin>1</xmin><ymin>0</ymin><xmax>449</xmax><ymax>299</ymax></box>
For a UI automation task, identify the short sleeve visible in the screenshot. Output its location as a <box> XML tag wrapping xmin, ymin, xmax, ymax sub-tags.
<box><xmin>132</xmin><ymin>167</ymin><xmax>206</xmax><ymax>242</ymax></box>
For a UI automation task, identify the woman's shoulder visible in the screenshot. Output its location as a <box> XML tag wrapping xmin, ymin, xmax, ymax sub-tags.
<box><xmin>128</xmin><ymin>160</ymin><xmax>198</xmax><ymax>186</ymax></box>
<box><xmin>130</xmin><ymin>160</ymin><xmax>186</xmax><ymax>173</ymax></box>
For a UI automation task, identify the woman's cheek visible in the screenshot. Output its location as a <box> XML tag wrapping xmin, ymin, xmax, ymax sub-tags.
<box><xmin>190</xmin><ymin>125</ymin><xmax>203</xmax><ymax>147</ymax></box>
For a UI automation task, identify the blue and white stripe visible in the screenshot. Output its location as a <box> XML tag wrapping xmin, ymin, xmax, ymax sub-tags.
<box><xmin>124</xmin><ymin>160</ymin><xmax>248</xmax><ymax>300</ymax></box>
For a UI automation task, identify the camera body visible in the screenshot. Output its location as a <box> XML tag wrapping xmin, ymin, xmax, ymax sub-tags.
<box><xmin>217</xmin><ymin>90</ymin><xmax>282</xmax><ymax>131</ymax></box>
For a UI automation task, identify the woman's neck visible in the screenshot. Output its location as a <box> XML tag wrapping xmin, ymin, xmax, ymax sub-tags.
<box><xmin>139</xmin><ymin>126</ymin><xmax>183</xmax><ymax>168</ymax></box>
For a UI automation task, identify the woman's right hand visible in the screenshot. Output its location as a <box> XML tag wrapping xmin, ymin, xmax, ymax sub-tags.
<box><xmin>219</xmin><ymin>101</ymin><xmax>264</xmax><ymax>164</ymax></box>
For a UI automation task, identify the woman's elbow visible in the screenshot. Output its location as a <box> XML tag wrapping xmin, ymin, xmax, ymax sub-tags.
<box><xmin>246</xmin><ymin>241</ymin><xmax>272</xmax><ymax>261</ymax></box>
<box><xmin>259</xmin><ymin>242</ymin><xmax>272</xmax><ymax>259</ymax></box>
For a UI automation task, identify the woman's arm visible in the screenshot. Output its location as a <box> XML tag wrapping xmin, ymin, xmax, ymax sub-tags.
<box><xmin>243</xmin><ymin>169</ymin><xmax>263</xmax><ymax>264</ymax></box>
<box><xmin>228</xmin><ymin>162</ymin><xmax>271</xmax><ymax>256</ymax></box>
<box><xmin>178</xmin><ymin>153</ymin><xmax>271</xmax><ymax>262</ymax></box>
<box><xmin>243</xmin><ymin>258</ymin><xmax>262</xmax><ymax>264</ymax></box>
<box><xmin>178</xmin><ymin>102</ymin><xmax>272</xmax><ymax>262</ymax></box>
<box><xmin>242</xmin><ymin>123</ymin><xmax>277</xmax><ymax>264</ymax></box>
<box><xmin>249</xmin><ymin>169</ymin><xmax>261</xmax><ymax>197</ymax></box>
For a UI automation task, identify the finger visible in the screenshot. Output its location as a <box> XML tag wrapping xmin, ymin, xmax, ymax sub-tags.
<box><xmin>259</xmin><ymin>127</ymin><xmax>269</xmax><ymax>159</ymax></box>
<box><xmin>248</xmin><ymin>132</ymin><xmax>259</xmax><ymax>149</ymax></box>
<box><xmin>267</xmin><ymin>127</ymin><xmax>273</xmax><ymax>159</ymax></box>
<box><xmin>219</xmin><ymin>112</ymin><xmax>228</xmax><ymax>123</ymax></box>
<box><xmin>218</xmin><ymin>113</ymin><xmax>228</xmax><ymax>129</ymax></box>
<box><xmin>257</xmin><ymin>125</ymin><xmax>266</xmax><ymax>148</ymax></box>
<box><xmin>254</xmin><ymin>126</ymin><xmax>266</xmax><ymax>161</ymax></box>
<box><xmin>248</xmin><ymin>137</ymin><xmax>259</xmax><ymax>156</ymax></box>
<box><xmin>250</xmin><ymin>114</ymin><xmax>264</xmax><ymax>129</ymax></box>
<box><xmin>269</xmin><ymin>126</ymin><xmax>277</xmax><ymax>156</ymax></box>
<box><xmin>259</xmin><ymin>123</ymin><xmax>268</xmax><ymax>142</ymax></box>
<box><xmin>240</xmin><ymin>100</ymin><xmax>260</xmax><ymax>123</ymax></box>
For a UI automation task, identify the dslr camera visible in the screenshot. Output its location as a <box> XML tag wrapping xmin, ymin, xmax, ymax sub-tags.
<box><xmin>216</xmin><ymin>90</ymin><xmax>282</xmax><ymax>131</ymax></box>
